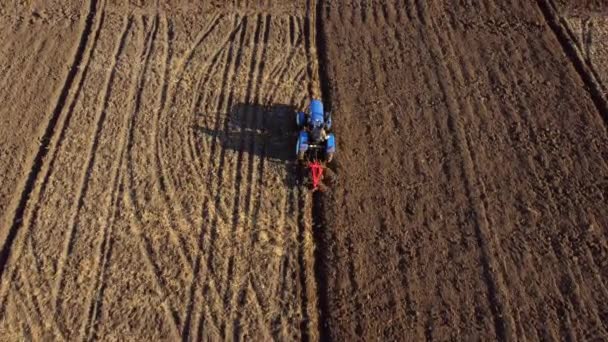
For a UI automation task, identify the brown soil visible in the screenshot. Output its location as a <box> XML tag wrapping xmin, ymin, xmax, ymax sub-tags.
<box><xmin>318</xmin><ymin>0</ymin><xmax>608</xmax><ymax>341</ymax></box>
<box><xmin>0</xmin><ymin>0</ymin><xmax>606</xmax><ymax>341</ymax></box>
<box><xmin>0</xmin><ymin>0</ymin><xmax>321</xmax><ymax>340</ymax></box>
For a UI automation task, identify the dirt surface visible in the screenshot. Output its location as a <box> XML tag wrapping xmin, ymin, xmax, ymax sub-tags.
<box><xmin>318</xmin><ymin>0</ymin><xmax>608</xmax><ymax>341</ymax></box>
<box><xmin>0</xmin><ymin>0</ymin><xmax>84</xmax><ymax>254</ymax></box>
<box><xmin>0</xmin><ymin>0</ymin><xmax>322</xmax><ymax>340</ymax></box>
<box><xmin>0</xmin><ymin>0</ymin><xmax>607</xmax><ymax>341</ymax></box>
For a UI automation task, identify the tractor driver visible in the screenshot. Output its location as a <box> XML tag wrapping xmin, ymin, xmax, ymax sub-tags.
<box><xmin>309</xmin><ymin>117</ymin><xmax>328</xmax><ymax>143</ymax></box>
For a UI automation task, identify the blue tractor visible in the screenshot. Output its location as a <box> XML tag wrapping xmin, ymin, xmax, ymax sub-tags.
<box><xmin>295</xmin><ymin>99</ymin><xmax>335</xmax><ymax>190</ymax></box>
<box><xmin>296</xmin><ymin>99</ymin><xmax>335</xmax><ymax>162</ymax></box>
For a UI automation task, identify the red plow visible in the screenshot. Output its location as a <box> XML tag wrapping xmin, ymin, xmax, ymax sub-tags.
<box><xmin>308</xmin><ymin>160</ymin><xmax>325</xmax><ymax>191</ymax></box>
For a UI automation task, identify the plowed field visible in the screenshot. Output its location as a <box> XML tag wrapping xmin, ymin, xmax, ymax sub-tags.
<box><xmin>0</xmin><ymin>0</ymin><xmax>606</xmax><ymax>341</ymax></box>
<box><xmin>318</xmin><ymin>0</ymin><xmax>608</xmax><ymax>340</ymax></box>
<box><xmin>0</xmin><ymin>1</ymin><xmax>322</xmax><ymax>340</ymax></box>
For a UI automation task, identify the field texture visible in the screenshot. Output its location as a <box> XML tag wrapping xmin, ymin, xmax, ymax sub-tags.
<box><xmin>317</xmin><ymin>0</ymin><xmax>608</xmax><ymax>340</ymax></box>
<box><xmin>0</xmin><ymin>0</ymin><xmax>606</xmax><ymax>341</ymax></box>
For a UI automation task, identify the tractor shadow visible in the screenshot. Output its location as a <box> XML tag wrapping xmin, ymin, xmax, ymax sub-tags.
<box><xmin>192</xmin><ymin>103</ymin><xmax>300</xmax><ymax>188</ymax></box>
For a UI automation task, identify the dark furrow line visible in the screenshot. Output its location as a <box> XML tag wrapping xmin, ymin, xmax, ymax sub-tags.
<box><xmin>52</xmin><ymin>16</ymin><xmax>133</xmax><ymax>314</ymax></box>
<box><xmin>304</xmin><ymin>1</ymin><xmax>315</xmax><ymax>98</ymax></box>
<box><xmin>22</xmin><ymin>10</ymin><xmax>107</xmax><ymax>246</ymax></box>
<box><xmin>371</xmin><ymin>2</ymin><xmax>380</xmax><ymax>26</ymax></box>
<box><xmin>0</xmin><ymin>0</ymin><xmax>100</xmax><ymax>284</ymax></box>
<box><xmin>300</xmin><ymin>3</ymin><xmax>318</xmax><ymax>341</ymax></box>
<box><xmin>405</xmin><ymin>0</ymin><xmax>415</xmax><ymax>22</ymax></box>
<box><xmin>561</xmin><ymin>12</ymin><xmax>606</xmax><ymax>94</ymax></box>
<box><xmin>312</xmin><ymin>0</ymin><xmax>332</xmax><ymax>341</ymax></box>
<box><xmin>536</xmin><ymin>0</ymin><xmax>608</xmax><ymax>126</ymax></box>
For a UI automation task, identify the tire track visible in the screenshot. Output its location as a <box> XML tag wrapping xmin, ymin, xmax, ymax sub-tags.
<box><xmin>255</xmin><ymin>38</ymin><xmax>308</xmax><ymax>340</ymax></box>
<box><xmin>487</xmin><ymin>6</ymin><xmax>577</xmax><ymax>337</ymax></box>
<box><xmin>159</xmin><ymin>22</ymin><xmax>234</xmax><ymax>239</ymax></box>
<box><xmin>154</xmin><ymin>16</ymin><xmax>248</xmax><ymax>279</ymax></box>
<box><xmin>443</xmin><ymin>6</ymin><xmax>536</xmax><ymax>338</ymax></box>
<box><xmin>179</xmin><ymin>45</ymin><xmax>234</xmax><ymax>342</ymax></box>
<box><xmin>0</xmin><ymin>3</ymin><xmax>107</xmax><ymax>316</ymax></box>
<box><xmin>179</xmin><ymin>39</ymin><xmax>236</xmax><ymax>335</ymax></box>
<box><xmin>187</xmin><ymin>14</ymin><xmax>249</xmax><ymax>340</ymax></box>
<box><xmin>228</xmin><ymin>14</ymin><xmax>272</xmax><ymax>340</ymax></box>
<box><xmin>311</xmin><ymin>0</ymin><xmax>331</xmax><ymax>340</ymax></box>
<box><xmin>174</xmin><ymin>16</ymin><xmax>249</xmax><ymax>340</ymax></box>
<box><xmin>404</xmin><ymin>4</ymin><xmax>489</xmax><ymax>338</ymax></box>
<box><xmin>11</xmin><ymin>287</ymin><xmax>38</xmax><ymax>339</ymax></box>
<box><xmin>0</xmin><ymin>0</ymin><xmax>101</xmax><ymax>285</ymax></box>
<box><xmin>51</xmin><ymin>16</ymin><xmax>133</xmax><ymax>313</ymax></box>
<box><xmin>490</xmin><ymin>1</ymin><xmax>608</xmax><ymax>334</ymax></box>
<box><xmin>81</xmin><ymin>15</ymin><xmax>159</xmax><ymax>341</ymax></box>
<box><xmin>506</xmin><ymin>23</ymin><xmax>608</xmax><ymax>324</ymax></box>
<box><xmin>203</xmin><ymin>15</ymin><xmax>250</xmax><ymax>339</ymax></box>
<box><xmin>12</xmin><ymin>275</ymin><xmax>43</xmax><ymax>338</ymax></box>
<box><xmin>186</xmin><ymin>17</ymin><xmax>246</xmax><ymax>185</ymax></box>
<box><xmin>125</xmin><ymin>14</ymin><xmax>196</xmax><ymax>294</ymax></box>
<box><xmin>415</xmin><ymin>8</ymin><xmax>515</xmax><ymax>340</ymax></box>
<box><xmin>174</xmin><ymin>13</ymin><xmax>224</xmax><ymax>83</ymax></box>
<box><xmin>123</xmin><ymin>16</ymin><xmax>183</xmax><ymax>339</ymax></box>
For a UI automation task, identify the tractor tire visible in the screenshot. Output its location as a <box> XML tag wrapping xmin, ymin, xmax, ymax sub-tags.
<box><xmin>296</xmin><ymin>112</ymin><xmax>307</xmax><ymax>129</ymax></box>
